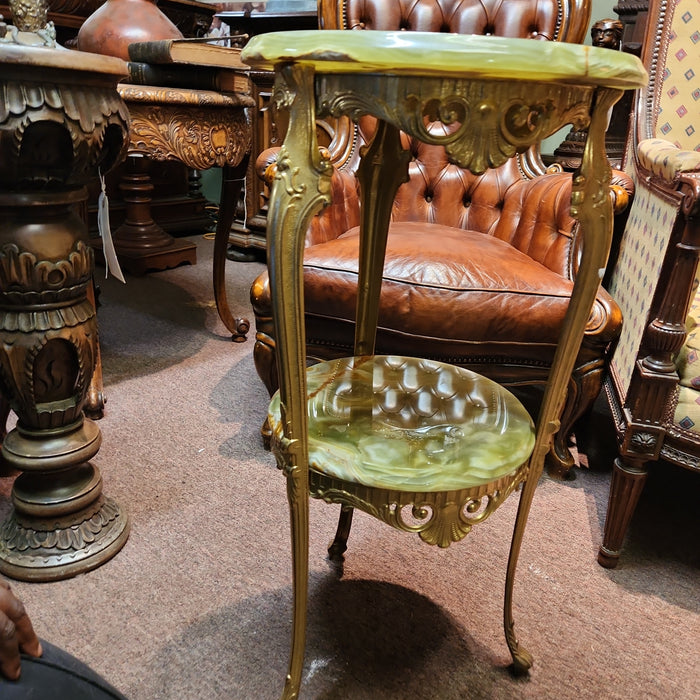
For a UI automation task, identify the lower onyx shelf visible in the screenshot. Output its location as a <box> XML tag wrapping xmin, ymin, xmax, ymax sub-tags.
<box><xmin>268</xmin><ymin>355</ymin><xmax>536</xmax><ymax>547</ymax></box>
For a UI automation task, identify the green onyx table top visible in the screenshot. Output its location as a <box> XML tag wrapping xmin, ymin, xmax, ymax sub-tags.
<box><xmin>241</xmin><ymin>30</ymin><xmax>647</xmax><ymax>89</ymax></box>
<box><xmin>268</xmin><ymin>356</ymin><xmax>536</xmax><ymax>492</ymax></box>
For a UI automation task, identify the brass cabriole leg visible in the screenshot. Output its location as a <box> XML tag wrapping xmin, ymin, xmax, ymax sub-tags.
<box><xmin>353</xmin><ymin>119</ymin><xmax>410</xmax><ymax>356</ymax></box>
<box><xmin>503</xmin><ymin>86</ymin><xmax>623</xmax><ymax>671</ymax></box>
<box><xmin>267</xmin><ymin>63</ymin><xmax>332</xmax><ymax>700</ymax></box>
<box><xmin>329</xmin><ymin>121</ymin><xmax>412</xmax><ymax>565</ymax></box>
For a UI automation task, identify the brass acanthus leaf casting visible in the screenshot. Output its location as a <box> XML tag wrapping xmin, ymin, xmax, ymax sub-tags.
<box><xmin>309</xmin><ymin>467</ymin><xmax>526</xmax><ymax>548</ymax></box>
<box><xmin>316</xmin><ymin>75</ymin><xmax>592</xmax><ymax>174</ymax></box>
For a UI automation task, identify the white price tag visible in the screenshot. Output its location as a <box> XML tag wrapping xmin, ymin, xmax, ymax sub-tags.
<box><xmin>97</xmin><ymin>169</ymin><xmax>126</xmax><ymax>284</ymax></box>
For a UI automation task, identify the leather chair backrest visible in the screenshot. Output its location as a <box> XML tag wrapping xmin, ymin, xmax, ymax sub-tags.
<box><xmin>313</xmin><ymin>0</ymin><xmax>592</xmax><ymax>277</ymax></box>
<box><xmin>320</xmin><ymin>0</ymin><xmax>591</xmax><ymax>42</ymax></box>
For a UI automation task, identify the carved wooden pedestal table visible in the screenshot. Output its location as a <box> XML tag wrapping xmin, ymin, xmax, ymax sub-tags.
<box><xmin>0</xmin><ymin>42</ymin><xmax>132</xmax><ymax>580</ymax></box>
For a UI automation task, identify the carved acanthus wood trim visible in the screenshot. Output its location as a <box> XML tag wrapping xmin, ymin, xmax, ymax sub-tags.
<box><xmin>0</xmin><ymin>496</ymin><xmax>127</xmax><ymax>568</ymax></box>
<box><xmin>0</xmin><ymin>240</ymin><xmax>93</xmax><ymax>301</ymax></box>
<box><xmin>125</xmin><ymin>102</ymin><xmax>252</xmax><ymax>170</ymax></box>
<box><xmin>0</xmin><ymin>80</ymin><xmax>129</xmax><ymax>186</ymax></box>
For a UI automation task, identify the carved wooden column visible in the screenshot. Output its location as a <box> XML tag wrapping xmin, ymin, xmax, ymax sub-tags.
<box><xmin>0</xmin><ymin>30</ymin><xmax>131</xmax><ymax>580</ymax></box>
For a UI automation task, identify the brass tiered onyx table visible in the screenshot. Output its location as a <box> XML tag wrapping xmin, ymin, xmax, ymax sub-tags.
<box><xmin>241</xmin><ymin>31</ymin><xmax>646</xmax><ymax>699</ymax></box>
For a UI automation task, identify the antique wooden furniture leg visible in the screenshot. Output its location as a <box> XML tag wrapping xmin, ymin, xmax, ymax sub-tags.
<box><xmin>213</xmin><ymin>156</ymin><xmax>251</xmax><ymax>342</ymax></box>
<box><xmin>599</xmin><ymin>176</ymin><xmax>700</xmax><ymax>567</ymax></box>
<box><xmin>0</xmin><ymin>40</ymin><xmax>131</xmax><ymax>581</ymax></box>
<box><xmin>598</xmin><ymin>0</ymin><xmax>700</xmax><ymax>567</ymax></box>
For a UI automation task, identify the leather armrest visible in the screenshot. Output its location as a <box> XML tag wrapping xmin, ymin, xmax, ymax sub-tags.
<box><xmin>255</xmin><ymin>147</ymin><xmax>281</xmax><ymax>185</ymax></box>
<box><xmin>610</xmin><ymin>169</ymin><xmax>634</xmax><ymax>214</ymax></box>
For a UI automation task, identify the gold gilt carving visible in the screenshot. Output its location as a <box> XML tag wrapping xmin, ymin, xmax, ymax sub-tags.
<box><xmin>126</xmin><ymin>103</ymin><xmax>251</xmax><ymax>169</ymax></box>
<box><xmin>316</xmin><ymin>75</ymin><xmax>593</xmax><ymax>173</ymax></box>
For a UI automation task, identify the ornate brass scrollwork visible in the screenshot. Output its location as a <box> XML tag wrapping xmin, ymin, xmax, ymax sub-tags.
<box><xmin>317</xmin><ymin>74</ymin><xmax>593</xmax><ymax>173</ymax></box>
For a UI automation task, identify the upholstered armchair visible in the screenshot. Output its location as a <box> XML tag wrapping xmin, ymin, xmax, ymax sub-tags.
<box><xmin>250</xmin><ymin>0</ymin><xmax>633</xmax><ymax>477</ymax></box>
<box><xmin>598</xmin><ymin>0</ymin><xmax>700</xmax><ymax>567</ymax></box>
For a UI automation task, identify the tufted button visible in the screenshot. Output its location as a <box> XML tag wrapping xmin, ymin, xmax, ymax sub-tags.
<box><xmin>424</xmin><ymin>191</ymin><xmax>434</xmax><ymax>203</ymax></box>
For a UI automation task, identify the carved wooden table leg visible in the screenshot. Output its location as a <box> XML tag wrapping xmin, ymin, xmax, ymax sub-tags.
<box><xmin>213</xmin><ymin>157</ymin><xmax>251</xmax><ymax>341</ymax></box>
<box><xmin>0</xmin><ymin>41</ymin><xmax>131</xmax><ymax>581</ymax></box>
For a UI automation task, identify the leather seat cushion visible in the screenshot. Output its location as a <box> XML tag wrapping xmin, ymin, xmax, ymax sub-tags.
<box><xmin>302</xmin><ymin>222</ymin><xmax>610</xmax><ymax>348</ymax></box>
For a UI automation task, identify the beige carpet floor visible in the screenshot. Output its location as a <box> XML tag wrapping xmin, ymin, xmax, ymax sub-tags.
<box><xmin>1</xmin><ymin>235</ymin><xmax>698</xmax><ymax>699</ymax></box>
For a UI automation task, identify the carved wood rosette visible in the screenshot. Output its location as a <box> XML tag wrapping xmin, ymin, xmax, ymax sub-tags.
<box><xmin>0</xmin><ymin>44</ymin><xmax>130</xmax><ymax>580</ymax></box>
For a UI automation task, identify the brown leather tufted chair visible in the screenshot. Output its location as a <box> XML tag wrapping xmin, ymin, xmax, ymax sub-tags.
<box><xmin>250</xmin><ymin>0</ymin><xmax>631</xmax><ymax>477</ymax></box>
